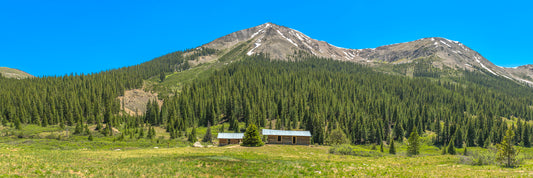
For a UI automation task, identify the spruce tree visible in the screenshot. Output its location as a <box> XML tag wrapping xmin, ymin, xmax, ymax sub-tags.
<box><xmin>407</xmin><ymin>126</ymin><xmax>420</xmax><ymax>156</ymax></box>
<box><xmin>202</xmin><ymin>121</ymin><xmax>212</xmax><ymax>143</ymax></box>
<box><xmin>74</xmin><ymin>120</ymin><xmax>83</xmax><ymax>135</ymax></box>
<box><xmin>147</xmin><ymin>127</ymin><xmax>153</xmax><ymax>139</ymax></box>
<box><xmin>394</xmin><ymin>122</ymin><xmax>404</xmax><ymax>142</ymax></box>
<box><xmin>389</xmin><ymin>139</ymin><xmax>396</xmax><ymax>155</ymax></box>
<box><xmin>160</xmin><ymin>72</ymin><xmax>166</xmax><ymax>82</ymax></box>
<box><xmin>447</xmin><ymin>137</ymin><xmax>456</xmax><ymax>155</ymax></box>
<box><xmin>523</xmin><ymin>124</ymin><xmax>530</xmax><ymax>147</ymax></box>
<box><xmin>455</xmin><ymin>127</ymin><xmax>463</xmax><ymax>148</ymax></box>
<box><xmin>496</xmin><ymin>128</ymin><xmax>520</xmax><ymax>168</ymax></box>
<box><xmin>188</xmin><ymin>127</ymin><xmax>197</xmax><ymax>142</ymax></box>
<box><xmin>242</xmin><ymin>123</ymin><xmax>264</xmax><ymax>147</ymax></box>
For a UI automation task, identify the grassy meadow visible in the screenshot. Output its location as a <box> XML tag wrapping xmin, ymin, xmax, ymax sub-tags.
<box><xmin>1</xmin><ymin>124</ymin><xmax>533</xmax><ymax>177</ymax></box>
<box><xmin>1</xmin><ymin>143</ymin><xmax>533</xmax><ymax>177</ymax></box>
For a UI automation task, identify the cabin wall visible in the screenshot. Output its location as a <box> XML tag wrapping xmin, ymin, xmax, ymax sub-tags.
<box><xmin>267</xmin><ymin>135</ymin><xmax>310</xmax><ymax>145</ymax></box>
<box><xmin>230</xmin><ymin>139</ymin><xmax>242</xmax><ymax>144</ymax></box>
<box><xmin>219</xmin><ymin>139</ymin><xmax>228</xmax><ymax>146</ymax></box>
<box><xmin>219</xmin><ymin>139</ymin><xmax>242</xmax><ymax>146</ymax></box>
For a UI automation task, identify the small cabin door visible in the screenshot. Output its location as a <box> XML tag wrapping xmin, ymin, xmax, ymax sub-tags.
<box><xmin>292</xmin><ymin>137</ymin><xmax>296</xmax><ymax>144</ymax></box>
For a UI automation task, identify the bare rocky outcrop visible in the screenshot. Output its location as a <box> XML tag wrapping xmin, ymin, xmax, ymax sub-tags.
<box><xmin>117</xmin><ymin>89</ymin><xmax>162</xmax><ymax>116</ymax></box>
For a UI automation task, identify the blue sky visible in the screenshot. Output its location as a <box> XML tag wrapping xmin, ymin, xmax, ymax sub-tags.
<box><xmin>1</xmin><ymin>0</ymin><xmax>532</xmax><ymax>76</ymax></box>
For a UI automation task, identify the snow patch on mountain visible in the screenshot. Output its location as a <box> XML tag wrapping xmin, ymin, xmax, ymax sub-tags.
<box><xmin>474</xmin><ymin>55</ymin><xmax>498</xmax><ymax>76</ymax></box>
<box><xmin>277</xmin><ymin>30</ymin><xmax>298</xmax><ymax>47</ymax></box>
<box><xmin>440</xmin><ymin>40</ymin><xmax>452</xmax><ymax>48</ymax></box>
<box><xmin>247</xmin><ymin>38</ymin><xmax>263</xmax><ymax>56</ymax></box>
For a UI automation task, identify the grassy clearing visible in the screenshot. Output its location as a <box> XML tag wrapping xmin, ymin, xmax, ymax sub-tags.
<box><xmin>2</xmin><ymin>124</ymin><xmax>532</xmax><ymax>177</ymax></box>
<box><xmin>1</xmin><ymin>144</ymin><xmax>532</xmax><ymax>177</ymax></box>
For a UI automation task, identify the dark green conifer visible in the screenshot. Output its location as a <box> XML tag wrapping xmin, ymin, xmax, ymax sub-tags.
<box><xmin>242</xmin><ymin>123</ymin><xmax>264</xmax><ymax>147</ymax></box>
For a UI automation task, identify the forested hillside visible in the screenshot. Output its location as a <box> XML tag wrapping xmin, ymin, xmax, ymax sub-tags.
<box><xmin>0</xmin><ymin>48</ymin><xmax>216</xmax><ymax>129</ymax></box>
<box><xmin>1</xmin><ymin>47</ymin><xmax>533</xmax><ymax>149</ymax></box>
<box><xmin>162</xmin><ymin>54</ymin><xmax>533</xmax><ymax>147</ymax></box>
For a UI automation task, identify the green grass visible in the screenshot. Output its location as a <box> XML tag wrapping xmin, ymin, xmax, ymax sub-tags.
<box><xmin>2</xmin><ymin>124</ymin><xmax>533</xmax><ymax>177</ymax></box>
<box><xmin>1</xmin><ymin>143</ymin><xmax>533</xmax><ymax>177</ymax></box>
<box><xmin>146</xmin><ymin>59</ymin><xmax>235</xmax><ymax>98</ymax></box>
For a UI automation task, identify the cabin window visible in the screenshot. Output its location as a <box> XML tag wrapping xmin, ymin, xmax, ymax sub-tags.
<box><xmin>278</xmin><ymin>136</ymin><xmax>281</xmax><ymax>142</ymax></box>
<box><xmin>292</xmin><ymin>137</ymin><xmax>296</xmax><ymax>144</ymax></box>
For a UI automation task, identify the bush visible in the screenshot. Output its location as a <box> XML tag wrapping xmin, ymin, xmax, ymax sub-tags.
<box><xmin>329</xmin><ymin>144</ymin><xmax>385</xmax><ymax>157</ymax></box>
<box><xmin>329</xmin><ymin>144</ymin><xmax>354</xmax><ymax>155</ymax></box>
<box><xmin>459</xmin><ymin>151</ymin><xmax>495</xmax><ymax>166</ymax></box>
<box><xmin>327</xmin><ymin>129</ymin><xmax>348</xmax><ymax>145</ymax></box>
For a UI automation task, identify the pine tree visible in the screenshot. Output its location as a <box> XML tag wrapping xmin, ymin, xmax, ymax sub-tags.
<box><xmin>455</xmin><ymin>126</ymin><xmax>463</xmax><ymax>148</ymax></box>
<box><xmin>188</xmin><ymin>127</ymin><xmax>197</xmax><ymax>142</ymax></box>
<box><xmin>389</xmin><ymin>138</ymin><xmax>396</xmax><ymax>155</ymax></box>
<box><xmin>463</xmin><ymin>146</ymin><xmax>468</xmax><ymax>156</ymax></box>
<box><xmin>202</xmin><ymin>121</ymin><xmax>212</xmax><ymax>143</ymax></box>
<box><xmin>147</xmin><ymin>127</ymin><xmax>154</xmax><ymax>139</ymax></box>
<box><xmin>88</xmin><ymin>134</ymin><xmax>94</xmax><ymax>141</ymax></box>
<box><xmin>160</xmin><ymin>72</ymin><xmax>166</xmax><ymax>83</ymax></box>
<box><xmin>242</xmin><ymin>123</ymin><xmax>264</xmax><ymax>147</ymax></box>
<box><xmin>407</xmin><ymin>126</ymin><xmax>420</xmax><ymax>156</ymax></box>
<box><xmin>447</xmin><ymin>137</ymin><xmax>456</xmax><ymax>155</ymax></box>
<box><xmin>138</xmin><ymin>128</ymin><xmax>144</xmax><ymax>139</ymax></box>
<box><xmin>523</xmin><ymin>123</ymin><xmax>530</xmax><ymax>147</ymax></box>
<box><xmin>151</xmin><ymin>127</ymin><xmax>156</xmax><ymax>139</ymax></box>
<box><xmin>380</xmin><ymin>141</ymin><xmax>384</xmax><ymax>153</ymax></box>
<box><xmin>84</xmin><ymin>124</ymin><xmax>90</xmax><ymax>135</ymax></box>
<box><xmin>496</xmin><ymin>128</ymin><xmax>520</xmax><ymax>168</ymax></box>
<box><xmin>394</xmin><ymin>121</ymin><xmax>404</xmax><ymax>142</ymax></box>
<box><xmin>14</xmin><ymin>118</ymin><xmax>21</xmax><ymax>130</ymax></box>
<box><xmin>74</xmin><ymin>120</ymin><xmax>83</xmax><ymax>135</ymax></box>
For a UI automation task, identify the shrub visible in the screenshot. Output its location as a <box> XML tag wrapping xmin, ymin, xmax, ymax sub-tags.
<box><xmin>459</xmin><ymin>151</ymin><xmax>495</xmax><ymax>166</ymax></box>
<box><xmin>327</xmin><ymin>129</ymin><xmax>348</xmax><ymax>145</ymax></box>
<box><xmin>329</xmin><ymin>144</ymin><xmax>385</xmax><ymax>157</ymax></box>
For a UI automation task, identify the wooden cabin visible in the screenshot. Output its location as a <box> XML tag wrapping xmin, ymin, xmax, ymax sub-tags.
<box><xmin>217</xmin><ymin>133</ymin><xmax>244</xmax><ymax>146</ymax></box>
<box><xmin>262</xmin><ymin>129</ymin><xmax>311</xmax><ymax>145</ymax></box>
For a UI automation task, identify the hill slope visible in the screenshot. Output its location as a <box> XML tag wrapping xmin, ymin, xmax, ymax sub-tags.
<box><xmin>0</xmin><ymin>67</ymin><xmax>34</xmax><ymax>79</ymax></box>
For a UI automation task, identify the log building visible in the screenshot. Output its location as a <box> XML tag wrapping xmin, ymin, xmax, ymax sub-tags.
<box><xmin>217</xmin><ymin>133</ymin><xmax>244</xmax><ymax>146</ymax></box>
<box><xmin>262</xmin><ymin>129</ymin><xmax>311</xmax><ymax>145</ymax></box>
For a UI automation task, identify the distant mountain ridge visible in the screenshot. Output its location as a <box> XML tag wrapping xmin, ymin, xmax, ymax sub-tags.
<box><xmin>203</xmin><ymin>22</ymin><xmax>533</xmax><ymax>86</ymax></box>
<box><xmin>0</xmin><ymin>67</ymin><xmax>34</xmax><ymax>79</ymax></box>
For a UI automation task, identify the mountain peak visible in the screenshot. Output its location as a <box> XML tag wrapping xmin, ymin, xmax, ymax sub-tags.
<box><xmin>204</xmin><ymin>22</ymin><xmax>364</xmax><ymax>61</ymax></box>
<box><xmin>201</xmin><ymin>24</ymin><xmax>533</xmax><ymax>86</ymax></box>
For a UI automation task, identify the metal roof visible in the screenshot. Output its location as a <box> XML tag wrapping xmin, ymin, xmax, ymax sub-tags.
<box><xmin>262</xmin><ymin>129</ymin><xmax>312</xmax><ymax>137</ymax></box>
<box><xmin>217</xmin><ymin>133</ymin><xmax>244</xmax><ymax>139</ymax></box>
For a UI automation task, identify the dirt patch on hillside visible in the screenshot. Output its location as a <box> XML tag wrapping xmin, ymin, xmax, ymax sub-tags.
<box><xmin>188</xmin><ymin>55</ymin><xmax>218</xmax><ymax>67</ymax></box>
<box><xmin>118</xmin><ymin>89</ymin><xmax>162</xmax><ymax>116</ymax></box>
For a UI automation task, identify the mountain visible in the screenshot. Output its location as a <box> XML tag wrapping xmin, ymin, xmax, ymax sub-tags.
<box><xmin>203</xmin><ymin>22</ymin><xmax>533</xmax><ymax>86</ymax></box>
<box><xmin>0</xmin><ymin>67</ymin><xmax>34</xmax><ymax>79</ymax></box>
<box><xmin>2</xmin><ymin>21</ymin><xmax>533</xmax><ymax>154</ymax></box>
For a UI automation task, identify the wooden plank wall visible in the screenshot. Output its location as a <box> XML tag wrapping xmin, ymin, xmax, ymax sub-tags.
<box><xmin>267</xmin><ymin>135</ymin><xmax>310</xmax><ymax>145</ymax></box>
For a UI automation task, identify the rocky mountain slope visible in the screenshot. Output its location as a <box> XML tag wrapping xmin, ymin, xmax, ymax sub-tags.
<box><xmin>0</xmin><ymin>67</ymin><xmax>34</xmax><ymax>79</ymax></box>
<box><xmin>203</xmin><ymin>22</ymin><xmax>533</xmax><ymax>86</ymax></box>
